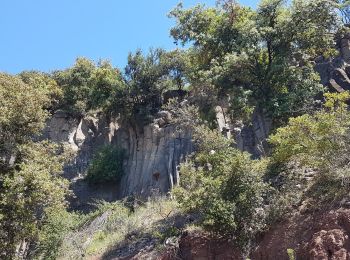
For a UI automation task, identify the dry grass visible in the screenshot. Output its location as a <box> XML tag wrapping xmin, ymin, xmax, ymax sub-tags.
<box><xmin>56</xmin><ymin>197</ymin><xmax>184</xmax><ymax>260</ymax></box>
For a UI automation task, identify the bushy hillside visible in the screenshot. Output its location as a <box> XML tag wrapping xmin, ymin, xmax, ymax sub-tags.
<box><xmin>2</xmin><ymin>0</ymin><xmax>350</xmax><ymax>259</ymax></box>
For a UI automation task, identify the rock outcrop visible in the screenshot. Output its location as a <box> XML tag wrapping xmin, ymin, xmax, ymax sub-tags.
<box><xmin>117</xmin><ymin>122</ymin><xmax>192</xmax><ymax>198</ymax></box>
<box><xmin>175</xmin><ymin>231</ymin><xmax>242</xmax><ymax>260</ymax></box>
<box><xmin>251</xmin><ymin>208</ymin><xmax>350</xmax><ymax>260</ymax></box>
<box><xmin>315</xmin><ymin>33</ymin><xmax>350</xmax><ymax>94</ymax></box>
<box><xmin>45</xmin><ymin>103</ymin><xmax>270</xmax><ymax>208</ymax></box>
<box><xmin>43</xmin><ymin>111</ymin><xmax>192</xmax><ymax>209</ymax></box>
<box><xmin>215</xmin><ymin>105</ymin><xmax>272</xmax><ymax>158</ymax></box>
<box><xmin>150</xmin><ymin>208</ymin><xmax>350</xmax><ymax>260</ymax></box>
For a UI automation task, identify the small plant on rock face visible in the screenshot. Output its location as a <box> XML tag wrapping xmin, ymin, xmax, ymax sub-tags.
<box><xmin>86</xmin><ymin>145</ymin><xmax>126</xmax><ymax>185</ymax></box>
<box><xmin>287</xmin><ymin>248</ymin><xmax>296</xmax><ymax>260</ymax></box>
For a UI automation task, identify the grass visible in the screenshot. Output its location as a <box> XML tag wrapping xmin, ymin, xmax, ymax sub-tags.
<box><xmin>56</xmin><ymin>197</ymin><xmax>184</xmax><ymax>259</ymax></box>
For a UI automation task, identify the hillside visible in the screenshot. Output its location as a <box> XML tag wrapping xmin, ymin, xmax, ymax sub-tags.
<box><xmin>2</xmin><ymin>0</ymin><xmax>350</xmax><ymax>259</ymax></box>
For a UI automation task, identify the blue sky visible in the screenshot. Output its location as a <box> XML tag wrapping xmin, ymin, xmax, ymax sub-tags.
<box><xmin>0</xmin><ymin>0</ymin><xmax>259</xmax><ymax>74</ymax></box>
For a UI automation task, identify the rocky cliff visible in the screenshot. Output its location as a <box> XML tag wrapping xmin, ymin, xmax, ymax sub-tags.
<box><xmin>315</xmin><ymin>33</ymin><xmax>350</xmax><ymax>93</ymax></box>
<box><xmin>43</xmin><ymin>39</ymin><xmax>350</xmax><ymax>209</ymax></box>
<box><xmin>44</xmin><ymin>104</ymin><xmax>272</xmax><ymax>209</ymax></box>
<box><xmin>43</xmin><ymin>111</ymin><xmax>192</xmax><ymax>209</ymax></box>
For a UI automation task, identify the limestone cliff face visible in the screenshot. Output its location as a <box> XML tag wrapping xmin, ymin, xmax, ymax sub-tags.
<box><xmin>44</xmin><ymin>106</ymin><xmax>268</xmax><ymax>209</ymax></box>
<box><xmin>43</xmin><ymin>111</ymin><xmax>192</xmax><ymax>208</ymax></box>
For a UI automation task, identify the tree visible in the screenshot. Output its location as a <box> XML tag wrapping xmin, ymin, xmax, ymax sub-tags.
<box><xmin>290</xmin><ymin>0</ymin><xmax>340</xmax><ymax>58</ymax></box>
<box><xmin>0</xmin><ymin>73</ymin><xmax>70</xmax><ymax>258</ymax></box>
<box><xmin>19</xmin><ymin>71</ymin><xmax>63</xmax><ymax>111</ymax></box>
<box><xmin>169</xmin><ymin>0</ymin><xmax>341</xmax><ymax>124</ymax></box>
<box><xmin>0</xmin><ymin>73</ymin><xmax>52</xmax><ymax>170</ymax></box>
<box><xmin>169</xmin><ymin>2</ymin><xmax>255</xmax><ymax>66</ymax></box>
<box><xmin>124</xmin><ymin>49</ymin><xmax>187</xmax><ymax>122</ymax></box>
<box><xmin>53</xmin><ymin>58</ymin><xmax>125</xmax><ymax>116</ymax></box>
<box><xmin>0</xmin><ymin>141</ymin><xmax>69</xmax><ymax>259</ymax></box>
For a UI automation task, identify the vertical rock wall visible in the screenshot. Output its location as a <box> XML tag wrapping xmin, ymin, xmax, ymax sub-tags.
<box><xmin>116</xmin><ymin>123</ymin><xmax>192</xmax><ymax>197</ymax></box>
<box><xmin>44</xmin><ymin>111</ymin><xmax>192</xmax><ymax>208</ymax></box>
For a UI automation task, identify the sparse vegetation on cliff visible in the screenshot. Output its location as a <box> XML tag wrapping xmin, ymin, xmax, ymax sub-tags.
<box><xmin>86</xmin><ymin>145</ymin><xmax>125</xmax><ymax>185</ymax></box>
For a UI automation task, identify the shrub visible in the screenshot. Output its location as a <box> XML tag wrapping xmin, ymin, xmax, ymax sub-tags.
<box><xmin>173</xmin><ymin>126</ymin><xmax>269</xmax><ymax>250</ymax></box>
<box><xmin>35</xmin><ymin>207</ymin><xmax>80</xmax><ymax>260</ymax></box>
<box><xmin>268</xmin><ymin>92</ymin><xmax>350</xmax><ymax>206</ymax></box>
<box><xmin>86</xmin><ymin>145</ymin><xmax>125</xmax><ymax>184</ymax></box>
<box><xmin>0</xmin><ymin>141</ymin><xmax>69</xmax><ymax>259</ymax></box>
<box><xmin>287</xmin><ymin>248</ymin><xmax>296</xmax><ymax>260</ymax></box>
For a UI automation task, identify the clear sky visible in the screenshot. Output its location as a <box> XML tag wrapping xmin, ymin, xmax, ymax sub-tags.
<box><xmin>0</xmin><ymin>0</ymin><xmax>259</xmax><ymax>74</ymax></box>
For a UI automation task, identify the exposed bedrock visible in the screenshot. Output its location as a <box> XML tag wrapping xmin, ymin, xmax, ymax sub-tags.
<box><xmin>315</xmin><ymin>33</ymin><xmax>350</xmax><ymax>93</ymax></box>
<box><xmin>215</xmin><ymin>105</ymin><xmax>272</xmax><ymax>158</ymax></box>
<box><xmin>43</xmin><ymin>111</ymin><xmax>192</xmax><ymax>209</ymax></box>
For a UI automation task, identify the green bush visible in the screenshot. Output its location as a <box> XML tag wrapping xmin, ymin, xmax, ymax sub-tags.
<box><xmin>0</xmin><ymin>141</ymin><xmax>70</xmax><ymax>259</ymax></box>
<box><xmin>86</xmin><ymin>145</ymin><xmax>125</xmax><ymax>184</ymax></box>
<box><xmin>53</xmin><ymin>58</ymin><xmax>126</xmax><ymax>117</ymax></box>
<box><xmin>35</xmin><ymin>207</ymin><xmax>80</xmax><ymax>260</ymax></box>
<box><xmin>260</xmin><ymin>92</ymin><xmax>350</xmax><ymax>222</ymax></box>
<box><xmin>173</xmin><ymin>126</ymin><xmax>269</xmax><ymax>250</ymax></box>
<box><xmin>287</xmin><ymin>248</ymin><xmax>296</xmax><ymax>260</ymax></box>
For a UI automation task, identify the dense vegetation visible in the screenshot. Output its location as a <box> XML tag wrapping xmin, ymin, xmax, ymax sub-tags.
<box><xmin>2</xmin><ymin>0</ymin><xmax>350</xmax><ymax>258</ymax></box>
<box><xmin>173</xmin><ymin>126</ymin><xmax>269</xmax><ymax>250</ymax></box>
<box><xmin>0</xmin><ymin>73</ymin><xmax>69</xmax><ymax>259</ymax></box>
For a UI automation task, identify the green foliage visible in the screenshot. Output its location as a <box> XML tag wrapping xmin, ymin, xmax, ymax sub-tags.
<box><xmin>0</xmin><ymin>141</ymin><xmax>69</xmax><ymax>259</ymax></box>
<box><xmin>269</xmin><ymin>91</ymin><xmax>350</xmax><ymax>171</ymax></box>
<box><xmin>0</xmin><ymin>73</ymin><xmax>51</xmax><ymax>152</ymax></box>
<box><xmin>56</xmin><ymin>199</ymin><xmax>181</xmax><ymax>259</ymax></box>
<box><xmin>152</xmin><ymin>226</ymin><xmax>181</xmax><ymax>242</ymax></box>
<box><xmin>290</xmin><ymin>0</ymin><xmax>340</xmax><ymax>58</ymax></box>
<box><xmin>269</xmin><ymin>92</ymin><xmax>350</xmax><ymax>204</ymax></box>
<box><xmin>173</xmin><ymin>126</ymin><xmax>269</xmax><ymax>249</ymax></box>
<box><xmin>51</xmin><ymin>50</ymin><xmax>188</xmax><ymax>121</ymax></box>
<box><xmin>18</xmin><ymin>71</ymin><xmax>63</xmax><ymax>111</ymax></box>
<box><xmin>169</xmin><ymin>0</ymin><xmax>341</xmax><ymax>123</ymax></box>
<box><xmin>53</xmin><ymin>57</ymin><xmax>94</xmax><ymax>115</ymax></box>
<box><xmin>0</xmin><ymin>72</ymin><xmax>71</xmax><ymax>258</ymax></box>
<box><xmin>86</xmin><ymin>145</ymin><xmax>125</xmax><ymax>184</ymax></box>
<box><xmin>287</xmin><ymin>248</ymin><xmax>296</xmax><ymax>260</ymax></box>
<box><xmin>173</xmin><ymin>91</ymin><xmax>350</xmax><ymax>249</ymax></box>
<box><xmin>34</xmin><ymin>201</ymin><xmax>131</xmax><ymax>259</ymax></box>
<box><xmin>169</xmin><ymin>2</ymin><xmax>254</xmax><ymax>63</ymax></box>
<box><xmin>35</xmin><ymin>207</ymin><xmax>80</xmax><ymax>260</ymax></box>
<box><xmin>124</xmin><ymin>48</ymin><xmax>187</xmax><ymax>122</ymax></box>
<box><xmin>54</xmin><ymin>57</ymin><xmax>126</xmax><ymax>116</ymax></box>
